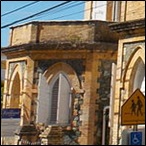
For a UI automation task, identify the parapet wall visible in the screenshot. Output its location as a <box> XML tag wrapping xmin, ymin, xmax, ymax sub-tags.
<box><xmin>9</xmin><ymin>20</ymin><xmax>118</xmax><ymax>46</ymax></box>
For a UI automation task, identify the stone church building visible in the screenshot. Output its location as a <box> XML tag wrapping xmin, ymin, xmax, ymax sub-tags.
<box><xmin>1</xmin><ymin>1</ymin><xmax>145</xmax><ymax>145</ymax></box>
<box><xmin>1</xmin><ymin>20</ymin><xmax>118</xmax><ymax>145</ymax></box>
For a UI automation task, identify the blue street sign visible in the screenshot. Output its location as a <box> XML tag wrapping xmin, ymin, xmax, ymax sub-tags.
<box><xmin>129</xmin><ymin>131</ymin><xmax>142</xmax><ymax>145</ymax></box>
<box><xmin>1</xmin><ymin>108</ymin><xmax>21</xmax><ymax>119</ymax></box>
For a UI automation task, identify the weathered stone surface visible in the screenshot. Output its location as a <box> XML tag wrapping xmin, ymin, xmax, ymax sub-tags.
<box><xmin>1</xmin><ymin>20</ymin><xmax>118</xmax><ymax>145</ymax></box>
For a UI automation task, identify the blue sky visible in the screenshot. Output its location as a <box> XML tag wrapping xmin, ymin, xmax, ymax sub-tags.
<box><xmin>1</xmin><ymin>1</ymin><xmax>85</xmax><ymax>47</ymax></box>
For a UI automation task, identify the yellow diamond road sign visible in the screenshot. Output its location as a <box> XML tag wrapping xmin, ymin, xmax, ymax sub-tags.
<box><xmin>121</xmin><ymin>88</ymin><xmax>145</xmax><ymax>125</ymax></box>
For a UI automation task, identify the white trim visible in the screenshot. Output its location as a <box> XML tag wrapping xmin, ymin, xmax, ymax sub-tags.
<box><xmin>92</xmin><ymin>1</ymin><xmax>107</xmax><ymax>20</ymax></box>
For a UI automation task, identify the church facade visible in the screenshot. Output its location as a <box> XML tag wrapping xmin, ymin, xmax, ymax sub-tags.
<box><xmin>1</xmin><ymin>1</ymin><xmax>145</xmax><ymax>145</ymax></box>
<box><xmin>1</xmin><ymin>20</ymin><xmax>118</xmax><ymax>145</ymax></box>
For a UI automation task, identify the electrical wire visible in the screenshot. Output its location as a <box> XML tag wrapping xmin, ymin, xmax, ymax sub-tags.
<box><xmin>24</xmin><ymin>1</ymin><xmax>111</xmax><ymax>21</ymax></box>
<box><xmin>50</xmin><ymin>2</ymin><xmax>144</xmax><ymax>21</ymax></box>
<box><xmin>1</xmin><ymin>1</ymin><xmax>40</xmax><ymax>17</ymax></box>
<box><xmin>1</xmin><ymin>1</ymin><xmax>106</xmax><ymax>29</ymax></box>
<box><xmin>1</xmin><ymin>1</ymin><xmax>72</xmax><ymax>29</ymax></box>
<box><xmin>30</xmin><ymin>1</ymin><xmax>85</xmax><ymax>20</ymax></box>
<box><xmin>1</xmin><ymin>1</ymin><xmax>145</xmax><ymax>30</ymax></box>
<box><xmin>30</xmin><ymin>1</ymin><xmax>78</xmax><ymax>18</ymax></box>
<box><xmin>36</xmin><ymin>1</ymin><xmax>112</xmax><ymax>20</ymax></box>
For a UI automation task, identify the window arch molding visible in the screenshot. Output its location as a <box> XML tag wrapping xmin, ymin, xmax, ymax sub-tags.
<box><xmin>36</xmin><ymin>62</ymin><xmax>80</xmax><ymax>125</ymax></box>
<box><xmin>44</xmin><ymin>62</ymin><xmax>80</xmax><ymax>91</ymax></box>
<box><xmin>122</xmin><ymin>46</ymin><xmax>145</xmax><ymax>95</ymax></box>
<box><xmin>8</xmin><ymin>64</ymin><xmax>23</xmax><ymax>108</ymax></box>
<box><xmin>49</xmin><ymin>71</ymin><xmax>71</xmax><ymax>88</ymax></box>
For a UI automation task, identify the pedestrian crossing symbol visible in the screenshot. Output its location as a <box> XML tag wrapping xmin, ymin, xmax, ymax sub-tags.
<box><xmin>121</xmin><ymin>88</ymin><xmax>145</xmax><ymax>125</ymax></box>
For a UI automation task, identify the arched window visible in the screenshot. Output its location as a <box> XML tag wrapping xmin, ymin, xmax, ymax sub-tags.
<box><xmin>133</xmin><ymin>59</ymin><xmax>145</xmax><ymax>95</ymax></box>
<box><xmin>10</xmin><ymin>72</ymin><xmax>20</xmax><ymax>108</ymax></box>
<box><xmin>37</xmin><ymin>72</ymin><xmax>72</xmax><ymax>126</ymax></box>
<box><xmin>49</xmin><ymin>73</ymin><xmax>72</xmax><ymax>125</ymax></box>
<box><xmin>132</xmin><ymin>58</ymin><xmax>145</xmax><ymax>129</ymax></box>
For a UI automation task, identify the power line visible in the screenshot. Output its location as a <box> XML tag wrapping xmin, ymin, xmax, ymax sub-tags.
<box><xmin>45</xmin><ymin>1</ymin><xmax>110</xmax><ymax>20</ymax></box>
<box><xmin>1</xmin><ymin>1</ymin><xmax>144</xmax><ymax>29</ymax></box>
<box><xmin>28</xmin><ymin>1</ymin><xmax>108</xmax><ymax>21</ymax></box>
<box><xmin>31</xmin><ymin>1</ymin><xmax>77</xmax><ymax>18</ymax></box>
<box><xmin>1</xmin><ymin>1</ymin><xmax>40</xmax><ymax>17</ymax></box>
<box><xmin>50</xmin><ymin>2</ymin><xmax>144</xmax><ymax>22</ymax></box>
<box><xmin>1</xmin><ymin>1</ymin><xmax>72</xmax><ymax>29</ymax></box>
<box><xmin>31</xmin><ymin>1</ymin><xmax>84</xmax><ymax>20</ymax></box>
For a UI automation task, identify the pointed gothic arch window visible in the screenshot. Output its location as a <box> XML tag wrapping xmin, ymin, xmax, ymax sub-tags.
<box><xmin>37</xmin><ymin>72</ymin><xmax>72</xmax><ymax>126</ymax></box>
<box><xmin>133</xmin><ymin>58</ymin><xmax>145</xmax><ymax>95</ymax></box>
<box><xmin>49</xmin><ymin>73</ymin><xmax>72</xmax><ymax>125</ymax></box>
<box><xmin>10</xmin><ymin>72</ymin><xmax>20</xmax><ymax>108</ymax></box>
<box><xmin>132</xmin><ymin>58</ymin><xmax>145</xmax><ymax>129</ymax></box>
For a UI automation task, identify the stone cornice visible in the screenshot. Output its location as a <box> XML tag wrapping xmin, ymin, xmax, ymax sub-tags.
<box><xmin>109</xmin><ymin>18</ymin><xmax>145</xmax><ymax>35</ymax></box>
<box><xmin>1</xmin><ymin>42</ymin><xmax>118</xmax><ymax>59</ymax></box>
<box><xmin>1</xmin><ymin>42</ymin><xmax>117</xmax><ymax>52</ymax></box>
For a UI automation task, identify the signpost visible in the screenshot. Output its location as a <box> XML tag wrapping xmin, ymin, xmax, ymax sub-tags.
<box><xmin>121</xmin><ymin>88</ymin><xmax>145</xmax><ymax>125</ymax></box>
<box><xmin>121</xmin><ymin>89</ymin><xmax>145</xmax><ymax>145</ymax></box>
<box><xmin>129</xmin><ymin>131</ymin><xmax>142</xmax><ymax>145</ymax></box>
<box><xmin>1</xmin><ymin>108</ymin><xmax>21</xmax><ymax>137</ymax></box>
<box><xmin>1</xmin><ymin>108</ymin><xmax>21</xmax><ymax>118</ymax></box>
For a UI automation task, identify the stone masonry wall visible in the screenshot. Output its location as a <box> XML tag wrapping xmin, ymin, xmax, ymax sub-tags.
<box><xmin>9</xmin><ymin>21</ymin><xmax>118</xmax><ymax>47</ymax></box>
<box><xmin>95</xmin><ymin>59</ymin><xmax>116</xmax><ymax>145</ymax></box>
<box><xmin>120</xmin><ymin>1</ymin><xmax>145</xmax><ymax>21</ymax></box>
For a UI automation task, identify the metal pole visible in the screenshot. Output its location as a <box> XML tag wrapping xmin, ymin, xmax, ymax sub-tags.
<box><xmin>133</xmin><ymin>125</ymin><xmax>138</xmax><ymax>131</ymax></box>
<box><xmin>102</xmin><ymin>106</ymin><xmax>109</xmax><ymax>145</ymax></box>
<box><xmin>117</xmin><ymin>87</ymin><xmax>124</xmax><ymax>144</ymax></box>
